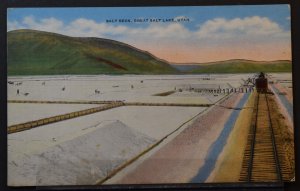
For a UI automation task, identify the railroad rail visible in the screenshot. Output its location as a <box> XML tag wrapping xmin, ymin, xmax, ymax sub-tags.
<box><xmin>240</xmin><ymin>92</ymin><xmax>291</xmax><ymax>182</ymax></box>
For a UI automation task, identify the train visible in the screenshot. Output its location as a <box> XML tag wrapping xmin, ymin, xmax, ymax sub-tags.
<box><xmin>255</xmin><ymin>72</ymin><xmax>268</xmax><ymax>93</ymax></box>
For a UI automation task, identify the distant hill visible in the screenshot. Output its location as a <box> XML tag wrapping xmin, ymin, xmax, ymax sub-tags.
<box><xmin>173</xmin><ymin>59</ymin><xmax>292</xmax><ymax>73</ymax></box>
<box><xmin>7</xmin><ymin>29</ymin><xmax>178</xmax><ymax>75</ymax></box>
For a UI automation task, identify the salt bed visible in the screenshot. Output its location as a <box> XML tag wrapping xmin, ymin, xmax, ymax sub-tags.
<box><xmin>8</xmin><ymin>105</ymin><xmax>205</xmax><ymax>186</ymax></box>
<box><xmin>267</xmin><ymin>73</ymin><xmax>293</xmax><ymax>122</ymax></box>
<box><xmin>171</xmin><ymin>91</ymin><xmax>225</xmax><ymax>104</ymax></box>
<box><xmin>268</xmin><ymin>73</ymin><xmax>292</xmax><ymax>81</ymax></box>
<box><xmin>8</xmin><ymin>103</ymin><xmax>101</xmax><ymax>126</ymax></box>
<box><xmin>7</xmin><ymin>74</ymin><xmax>248</xmax><ymax>103</ymax></box>
<box><xmin>111</xmin><ymin>93</ymin><xmax>243</xmax><ymax>184</ymax></box>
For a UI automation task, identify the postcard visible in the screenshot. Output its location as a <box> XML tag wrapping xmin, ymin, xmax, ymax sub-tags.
<box><xmin>7</xmin><ymin>5</ymin><xmax>294</xmax><ymax>186</ymax></box>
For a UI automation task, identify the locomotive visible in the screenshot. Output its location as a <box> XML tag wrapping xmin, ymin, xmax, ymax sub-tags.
<box><xmin>255</xmin><ymin>72</ymin><xmax>268</xmax><ymax>93</ymax></box>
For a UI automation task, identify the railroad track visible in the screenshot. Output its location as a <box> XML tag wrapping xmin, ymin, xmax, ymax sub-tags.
<box><xmin>240</xmin><ymin>92</ymin><xmax>291</xmax><ymax>182</ymax></box>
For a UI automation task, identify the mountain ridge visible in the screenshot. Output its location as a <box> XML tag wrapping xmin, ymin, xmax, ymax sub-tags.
<box><xmin>171</xmin><ymin>59</ymin><xmax>292</xmax><ymax>66</ymax></box>
<box><xmin>7</xmin><ymin>29</ymin><xmax>178</xmax><ymax>75</ymax></box>
<box><xmin>7</xmin><ymin>29</ymin><xmax>292</xmax><ymax>75</ymax></box>
<box><xmin>173</xmin><ymin>59</ymin><xmax>291</xmax><ymax>73</ymax></box>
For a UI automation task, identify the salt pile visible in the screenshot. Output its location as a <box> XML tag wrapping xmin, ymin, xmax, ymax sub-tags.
<box><xmin>8</xmin><ymin>121</ymin><xmax>156</xmax><ymax>186</ymax></box>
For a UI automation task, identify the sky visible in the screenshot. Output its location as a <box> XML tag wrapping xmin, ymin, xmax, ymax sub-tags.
<box><xmin>7</xmin><ymin>5</ymin><xmax>291</xmax><ymax>63</ymax></box>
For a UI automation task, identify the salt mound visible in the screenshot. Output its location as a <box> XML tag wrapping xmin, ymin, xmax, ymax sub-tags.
<box><xmin>8</xmin><ymin>121</ymin><xmax>156</xmax><ymax>186</ymax></box>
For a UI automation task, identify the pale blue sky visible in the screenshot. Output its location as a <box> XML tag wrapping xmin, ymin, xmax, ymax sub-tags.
<box><xmin>7</xmin><ymin>5</ymin><xmax>291</xmax><ymax>63</ymax></box>
<box><xmin>8</xmin><ymin>5</ymin><xmax>291</xmax><ymax>30</ymax></box>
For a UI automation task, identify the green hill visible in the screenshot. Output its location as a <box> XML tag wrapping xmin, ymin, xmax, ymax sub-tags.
<box><xmin>7</xmin><ymin>30</ymin><xmax>291</xmax><ymax>75</ymax></box>
<box><xmin>175</xmin><ymin>59</ymin><xmax>292</xmax><ymax>73</ymax></box>
<box><xmin>7</xmin><ymin>29</ymin><xmax>178</xmax><ymax>75</ymax></box>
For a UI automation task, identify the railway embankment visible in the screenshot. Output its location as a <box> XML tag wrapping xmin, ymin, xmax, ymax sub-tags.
<box><xmin>208</xmin><ymin>91</ymin><xmax>255</xmax><ymax>182</ymax></box>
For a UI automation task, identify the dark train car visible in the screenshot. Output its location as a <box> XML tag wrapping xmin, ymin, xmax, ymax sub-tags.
<box><xmin>255</xmin><ymin>72</ymin><xmax>268</xmax><ymax>93</ymax></box>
